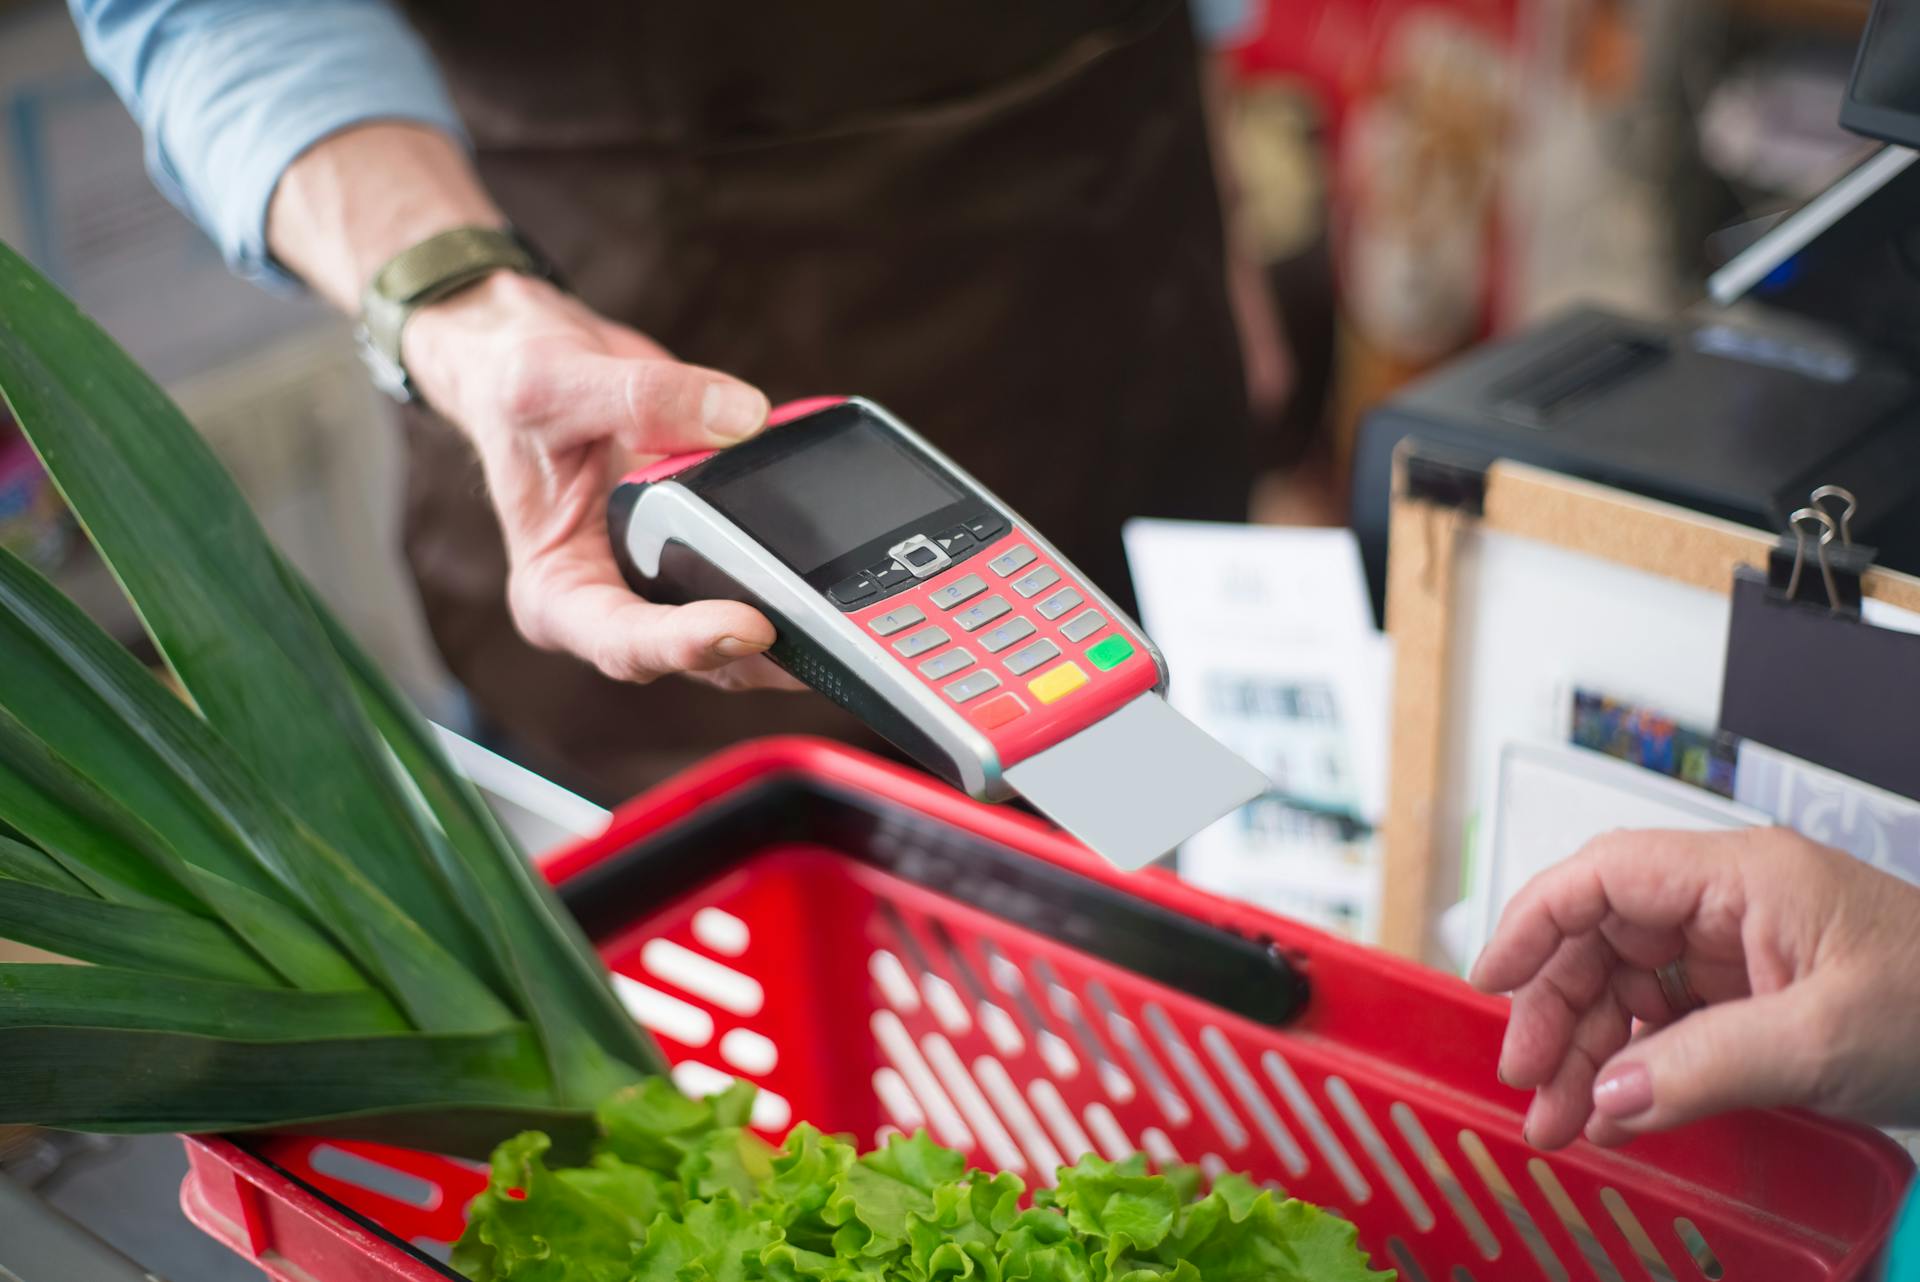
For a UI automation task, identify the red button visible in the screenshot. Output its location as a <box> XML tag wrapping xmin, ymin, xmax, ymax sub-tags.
<box><xmin>973</xmin><ymin>692</ymin><xmax>1028</xmax><ymax>729</ymax></box>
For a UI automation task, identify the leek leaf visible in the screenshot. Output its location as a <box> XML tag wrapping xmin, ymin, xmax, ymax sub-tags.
<box><xmin>0</xmin><ymin>708</ymin><xmax>206</xmax><ymax>914</ymax></box>
<box><xmin>0</xmin><ymin>874</ymin><xmax>279</xmax><ymax>985</ymax></box>
<box><xmin>0</xmin><ymin>964</ymin><xmax>406</xmax><ymax>1038</ymax></box>
<box><xmin>5</xmin><ymin>1023</ymin><xmax>561</xmax><ymax>1132</ymax></box>
<box><xmin>0</xmin><ymin>550</ymin><xmax>293</xmax><ymax>908</ymax></box>
<box><xmin>0</xmin><ymin>834</ymin><xmax>93</xmax><ymax>896</ymax></box>
<box><xmin>0</xmin><ymin>702</ymin><xmax>366</xmax><ymax>990</ymax></box>
<box><xmin>0</xmin><ymin>550</ymin><xmax>514</xmax><ymax>1022</ymax></box>
<box><xmin>0</xmin><ymin>242</ymin><xmax>495</xmax><ymax>987</ymax></box>
<box><xmin>317</xmin><ymin>592</ymin><xmax>666</xmax><ymax>1092</ymax></box>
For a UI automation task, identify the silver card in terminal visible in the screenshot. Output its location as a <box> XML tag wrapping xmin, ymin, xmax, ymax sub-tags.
<box><xmin>1004</xmin><ymin>692</ymin><xmax>1269</xmax><ymax>869</ymax></box>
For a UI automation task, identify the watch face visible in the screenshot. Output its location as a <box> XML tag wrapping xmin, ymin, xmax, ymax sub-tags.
<box><xmin>354</xmin><ymin>326</ymin><xmax>415</xmax><ymax>404</ymax></box>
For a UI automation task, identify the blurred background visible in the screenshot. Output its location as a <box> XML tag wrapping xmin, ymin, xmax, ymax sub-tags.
<box><xmin>0</xmin><ymin>0</ymin><xmax>1883</xmax><ymax>724</ymax></box>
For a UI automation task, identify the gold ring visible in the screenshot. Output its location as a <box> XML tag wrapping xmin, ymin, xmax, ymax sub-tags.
<box><xmin>1655</xmin><ymin>957</ymin><xmax>1704</xmax><ymax>1016</ymax></box>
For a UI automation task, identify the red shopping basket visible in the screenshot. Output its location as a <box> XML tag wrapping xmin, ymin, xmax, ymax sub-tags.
<box><xmin>179</xmin><ymin>738</ymin><xmax>1912</xmax><ymax>1282</ymax></box>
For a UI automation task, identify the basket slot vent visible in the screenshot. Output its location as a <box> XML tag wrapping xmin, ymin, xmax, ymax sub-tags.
<box><xmin>984</xmin><ymin>946</ymin><xmax>1078</xmax><ymax>1078</ymax></box>
<box><xmin>1201</xmin><ymin>1026</ymin><xmax>1309</xmax><ymax>1177</ymax></box>
<box><xmin>1261</xmin><ymin>1050</ymin><xmax>1371</xmax><ymax>1205</ymax></box>
<box><xmin>1142</xmin><ymin>1126</ymin><xmax>1183</xmax><ymax>1166</ymax></box>
<box><xmin>873</xmin><ymin>1067</ymin><xmax>927</xmax><ymax>1134</ymax></box>
<box><xmin>641</xmin><ymin>939</ymin><xmax>763</xmax><ymax>1016</ymax></box>
<box><xmin>922</xmin><ymin>974</ymin><xmax>973</xmax><ymax>1037</ymax></box>
<box><xmin>1453</xmin><ymin>1268</ymin><xmax>1481</xmax><ymax>1282</ymax></box>
<box><xmin>1032</xmin><ymin>958</ymin><xmax>1132</xmax><ymax>1103</ymax></box>
<box><xmin>690</xmin><ymin>907</ymin><xmax>749</xmax><ymax>956</ymax></box>
<box><xmin>1027</xmin><ymin>1079</ymin><xmax>1097</xmax><ymax>1164</ymax></box>
<box><xmin>1200</xmin><ymin>1153</ymin><xmax>1229</xmax><ymax>1182</ymax></box>
<box><xmin>307</xmin><ymin>1146</ymin><xmax>440</xmax><ymax>1209</ymax></box>
<box><xmin>611</xmin><ymin>973</ymin><xmax>714</xmax><ymax>1048</ymax></box>
<box><xmin>1326</xmin><ymin>1077</ymin><xmax>1433</xmax><ymax>1232</ymax></box>
<box><xmin>411</xmin><ymin>1237</ymin><xmax>453</xmax><ymax>1261</ymax></box>
<box><xmin>1087</xmin><ymin>981</ymin><xmax>1191</xmax><ymax>1127</ymax></box>
<box><xmin>1391</xmin><ymin>1104</ymin><xmax>1499</xmax><ymax>1260</ymax></box>
<box><xmin>1458</xmin><ymin>1130</ymin><xmax>1567</xmax><ymax>1282</ymax></box>
<box><xmin>1083</xmin><ymin>1102</ymin><xmax>1136</xmax><ymax>1162</ymax></box>
<box><xmin>869</xmin><ymin>950</ymin><xmax>921</xmax><ymax>1013</ymax></box>
<box><xmin>1672</xmin><ymin>1218</ymin><xmax>1723</xmax><ymax>1280</ymax></box>
<box><xmin>876</xmin><ymin>1125</ymin><xmax>903</xmax><ymax>1148</ymax></box>
<box><xmin>922</xmin><ymin>921</ymin><xmax>989</xmax><ymax>1039</ymax></box>
<box><xmin>1528</xmin><ymin>1159</ymin><xmax>1623</xmax><ymax>1282</ymax></box>
<box><xmin>879</xmin><ymin>906</ymin><xmax>970</xmax><ymax>1034</ymax></box>
<box><xmin>871</xmin><ymin>1010</ymin><xmax>974</xmax><ymax>1150</ymax></box>
<box><xmin>923</xmin><ymin>932</ymin><xmax>1023</xmax><ymax>1056</ymax></box>
<box><xmin>923</xmin><ymin>1033</ymin><xmax>1028</xmax><ymax>1174</ymax></box>
<box><xmin>1599</xmin><ymin>1188</ymin><xmax>1677</xmax><ymax>1282</ymax></box>
<box><xmin>669</xmin><ymin>1061</ymin><xmax>792</xmax><ymax>1130</ymax></box>
<box><xmin>1144</xmin><ymin>1005</ymin><xmax>1249</xmax><ymax>1150</ymax></box>
<box><xmin>974</xmin><ymin>1055</ymin><xmax>1066</xmax><ymax>1181</ymax></box>
<box><xmin>719</xmin><ymin>1027</ymin><xmax>778</xmax><ymax>1076</ymax></box>
<box><xmin>1389</xmin><ymin>1236</ymin><xmax>1435</xmax><ymax>1282</ymax></box>
<box><xmin>978</xmin><ymin>1002</ymin><xmax>1027</xmax><ymax>1059</ymax></box>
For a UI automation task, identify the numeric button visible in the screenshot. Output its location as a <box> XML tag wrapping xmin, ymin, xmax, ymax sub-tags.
<box><xmin>1004</xmin><ymin>638</ymin><xmax>1060</xmax><ymax>676</ymax></box>
<box><xmin>929</xmin><ymin>574</ymin><xmax>988</xmax><ymax>611</ymax></box>
<box><xmin>1036</xmin><ymin>587</ymin><xmax>1083</xmax><ymax>620</ymax></box>
<box><xmin>952</xmin><ymin>595</ymin><xmax>1012</xmax><ymax>632</ymax></box>
<box><xmin>989</xmin><ymin>544</ymin><xmax>1037</xmax><ymax>577</ymax></box>
<box><xmin>1060</xmin><ymin>610</ymin><xmax>1107</xmax><ymax>643</ymax></box>
<box><xmin>918</xmin><ymin>649</ymin><xmax>975</xmax><ymax>680</ymax></box>
<box><xmin>945</xmin><ymin>670</ymin><xmax>1003</xmax><ymax>703</ymax></box>
<box><xmin>893</xmin><ymin>626</ymin><xmax>949</xmax><ymax>659</ymax></box>
<box><xmin>979</xmin><ymin>616</ymin><xmax>1037</xmax><ymax>654</ymax></box>
<box><xmin>1011</xmin><ymin>566</ymin><xmax>1060</xmax><ymax>599</ymax></box>
<box><xmin>867</xmin><ymin>605</ymin><xmax>925</xmax><ymax>637</ymax></box>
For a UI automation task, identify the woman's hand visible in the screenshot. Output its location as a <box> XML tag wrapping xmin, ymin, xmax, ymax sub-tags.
<box><xmin>1471</xmin><ymin>827</ymin><xmax>1920</xmax><ymax>1149</ymax></box>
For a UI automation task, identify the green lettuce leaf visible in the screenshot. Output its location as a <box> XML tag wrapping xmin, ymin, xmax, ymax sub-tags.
<box><xmin>457</xmin><ymin>1085</ymin><xmax>1394</xmax><ymax>1282</ymax></box>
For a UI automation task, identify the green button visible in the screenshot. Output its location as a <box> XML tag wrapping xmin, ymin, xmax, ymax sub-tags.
<box><xmin>1085</xmin><ymin>634</ymin><xmax>1134</xmax><ymax>671</ymax></box>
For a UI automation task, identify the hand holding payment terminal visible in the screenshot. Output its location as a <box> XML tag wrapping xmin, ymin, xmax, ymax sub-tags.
<box><xmin>609</xmin><ymin>397</ymin><xmax>1268</xmax><ymax>869</ymax></box>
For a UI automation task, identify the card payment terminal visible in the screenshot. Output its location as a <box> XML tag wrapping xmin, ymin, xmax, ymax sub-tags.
<box><xmin>609</xmin><ymin>397</ymin><xmax>1267</xmax><ymax>869</ymax></box>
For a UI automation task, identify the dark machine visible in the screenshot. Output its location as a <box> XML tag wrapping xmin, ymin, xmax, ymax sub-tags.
<box><xmin>1353</xmin><ymin>0</ymin><xmax>1920</xmax><ymax>614</ymax></box>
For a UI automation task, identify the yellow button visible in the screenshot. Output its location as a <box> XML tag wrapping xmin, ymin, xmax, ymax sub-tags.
<box><xmin>1027</xmin><ymin>661</ymin><xmax>1089</xmax><ymax>705</ymax></box>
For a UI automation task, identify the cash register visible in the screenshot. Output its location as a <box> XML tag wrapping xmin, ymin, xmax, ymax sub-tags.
<box><xmin>1352</xmin><ymin>0</ymin><xmax>1920</xmax><ymax>615</ymax></box>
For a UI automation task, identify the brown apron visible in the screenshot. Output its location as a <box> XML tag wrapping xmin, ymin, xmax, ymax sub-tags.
<box><xmin>394</xmin><ymin>0</ymin><xmax>1252</xmax><ymax>802</ymax></box>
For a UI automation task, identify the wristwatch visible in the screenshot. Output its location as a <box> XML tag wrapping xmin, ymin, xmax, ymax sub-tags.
<box><xmin>355</xmin><ymin>225</ymin><xmax>554</xmax><ymax>403</ymax></box>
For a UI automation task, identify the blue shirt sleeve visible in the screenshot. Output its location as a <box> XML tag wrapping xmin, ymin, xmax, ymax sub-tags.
<box><xmin>1190</xmin><ymin>0</ymin><xmax>1258</xmax><ymax>48</ymax></box>
<box><xmin>67</xmin><ymin>0</ymin><xmax>467</xmax><ymax>289</ymax></box>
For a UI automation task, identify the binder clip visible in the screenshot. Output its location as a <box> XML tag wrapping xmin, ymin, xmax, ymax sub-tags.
<box><xmin>1766</xmin><ymin>485</ymin><xmax>1876</xmax><ymax>617</ymax></box>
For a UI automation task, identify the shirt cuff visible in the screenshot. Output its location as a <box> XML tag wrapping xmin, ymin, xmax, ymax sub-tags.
<box><xmin>139</xmin><ymin>2</ymin><xmax>467</xmax><ymax>290</ymax></box>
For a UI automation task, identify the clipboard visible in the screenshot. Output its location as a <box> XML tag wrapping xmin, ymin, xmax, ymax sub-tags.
<box><xmin>1381</xmin><ymin>448</ymin><xmax>1920</xmax><ymax>962</ymax></box>
<box><xmin>1719</xmin><ymin>498</ymin><xmax>1920</xmax><ymax>801</ymax></box>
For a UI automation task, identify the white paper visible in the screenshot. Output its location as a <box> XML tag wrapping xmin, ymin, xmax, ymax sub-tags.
<box><xmin>1124</xmin><ymin>519</ymin><xmax>1375</xmax><ymax>650</ymax></box>
<box><xmin>1735</xmin><ymin>738</ymin><xmax>1920</xmax><ymax>886</ymax></box>
<box><xmin>1464</xmin><ymin>742</ymin><xmax>1768</xmax><ymax>968</ymax></box>
<box><xmin>1124</xmin><ymin>519</ymin><xmax>1390</xmax><ymax>940</ymax></box>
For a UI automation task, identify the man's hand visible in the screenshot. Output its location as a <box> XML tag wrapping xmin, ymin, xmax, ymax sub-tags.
<box><xmin>1471</xmin><ymin>827</ymin><xmax>1920</xmax><ymax>1150</ymax></box>
<box><xmin>267</xmin><ymin>123</ymin><xmax>796</xmax><ymax>690</ymax></box>
<box><xmin>402</xmin><ymin>273</ymin><xmax>795</xmax><ymax>689</ymax></box>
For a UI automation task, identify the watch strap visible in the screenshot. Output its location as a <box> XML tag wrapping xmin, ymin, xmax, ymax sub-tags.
<box><xmin>357</xmin><ymin>226</ymin><xmax>544</xmax><ymax>402</ymax></box>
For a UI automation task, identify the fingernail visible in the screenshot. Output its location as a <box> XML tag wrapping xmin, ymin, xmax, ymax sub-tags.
<box><xmin>1592</xmin><ymin>1063</ymin><xmax>1653</xmax><ymax>1119</ymax></box>
<box><xmin>702</xmin><ymin>383</ymin><xmax>768</xmax><ymax>441</ymax></box>
<box><xmin>712</xmin><ymin>635</ymin><xmax>767</xmax><ymax>659</ymax></box>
